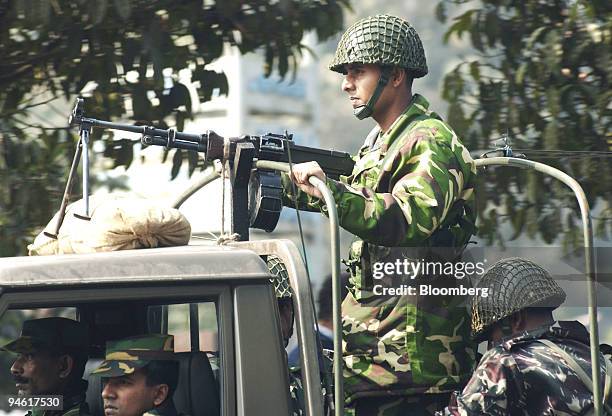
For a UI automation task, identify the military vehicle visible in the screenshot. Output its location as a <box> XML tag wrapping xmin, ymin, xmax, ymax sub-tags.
<box><xmin>0</xmin><ymin>239</ymin><xmax>327</xmax><ymax>416</ymax></box>
<box><xmin>0</xmin><ymin>99</ymin><xmax>606</xmax><ymax>416</ymax></box>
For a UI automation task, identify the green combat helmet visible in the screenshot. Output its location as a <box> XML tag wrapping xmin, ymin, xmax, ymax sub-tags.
<box><xmin>267</xmin><ymin>255</ymin><xmax>293</xmax><ymax>299</ymax></box>
<box><xmin>471</xmin><ymin>258</ymin><xmax>566</xmax><ymax>342</ymax></box>
<box><xmin>267</xmin><ymin>255</ymin><xmax>294</xmax><ymax>344</ymax></box>
<box><xmin>91</xmin><ymin>334</ymin><xmax>175</xmax><ymax>377</ymax></box>
<box><xmin>329</xmin><ymin>14</ymin><xmax>428</xmax><ymax>120</ymax></box>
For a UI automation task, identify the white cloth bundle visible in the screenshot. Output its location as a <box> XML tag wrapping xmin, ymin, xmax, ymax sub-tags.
<box><xmin>28</xmin><ymin>195</ymin><xmax>191</xmax><ymax>255</ymax></box>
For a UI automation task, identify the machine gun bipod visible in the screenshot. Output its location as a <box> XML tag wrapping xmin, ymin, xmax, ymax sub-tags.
<box><xmin>50</xmin><ymin>98</ymin><xmax>355</xmax><ymax>241</ymax></box>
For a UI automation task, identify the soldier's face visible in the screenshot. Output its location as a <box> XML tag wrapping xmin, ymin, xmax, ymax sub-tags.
<box><xmin>10</xmin><ymin>350</ymin><xmax>64</xmax><ymax>395</ymax></box>
<box><xmin>278</xmin><ymin>299</ymin><xmax>294</xmax><ymax>347</ymax></box>
<box><xmin>342</xmin><ymin>63</ymin><xmax>381</xmax><ymax>110</ymax></box>
<box><xmin>487</xmin><ymin>326</ymin><xmax>503</xmax><ymax>349</ymax></box>
<box><xmin>102</xmin><ymin>368</ymin><xmax>168</xmax><ymax>416</ymax></box>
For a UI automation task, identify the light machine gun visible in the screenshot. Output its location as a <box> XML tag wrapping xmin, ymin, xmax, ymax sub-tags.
<box><xmin>49</xmin><ymin>98</ymin><xmax>355</xmax><ymax>241</ymax></box>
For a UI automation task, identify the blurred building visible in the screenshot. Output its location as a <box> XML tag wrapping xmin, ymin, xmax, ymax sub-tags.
<box><xmin>127</xmin><ymin>37</ymin><xmax>332</xmax><ymax>284</ymax></box>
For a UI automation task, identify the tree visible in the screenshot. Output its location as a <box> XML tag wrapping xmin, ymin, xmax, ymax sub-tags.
<box><xmin>436</xmin><ymin>0</ymin><xmax>611</xmax><ymax>248</ymax></box>
<box><xmin>0</xmin><ymin>0</ymin><xmax>351</xmax><ymax>256</ymax></box>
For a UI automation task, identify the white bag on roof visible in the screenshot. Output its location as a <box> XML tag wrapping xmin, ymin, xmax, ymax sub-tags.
<box><xmin>28</xmin><ymin>195</ymin><xmax>191</xmax><ymax>255</ymax></box>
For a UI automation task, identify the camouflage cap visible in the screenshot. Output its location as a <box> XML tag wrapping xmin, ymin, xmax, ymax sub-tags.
<box><xmin>1</xmin><ymin>317</ymin><xmax>89</xmax><ymax>354</ymax></box>
<box><xmin>329</xmin><ymin>14</ymin><xmax>428</xmax><ymax>77</ymax></box>
<box><xmin>90</xmin><ymin>334</ymin><xmax>175</xmax><ymax>378</ymax></box>
<box><xmin>471</xmin><ymin>258</ymin><xmax>566</xmax><ymax>341</ymax></box>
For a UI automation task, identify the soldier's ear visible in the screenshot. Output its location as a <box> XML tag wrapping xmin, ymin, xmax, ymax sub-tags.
<box><xmin>58</xmin><ymin>354</ymin><xmax>75</xmax><ymax>379</ymax></box>
<box><xmin>152</xmin><ymin>384</ymin><xmax>169</xmax><ymax>406</ymax></box>
<box><xmin>391</xmin><ymin>67</ymin><xmax>406</xmax><ymax>88</ymax></box>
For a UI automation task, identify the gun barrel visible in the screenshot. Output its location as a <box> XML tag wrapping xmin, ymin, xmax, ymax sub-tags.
<box><xmin>75</xmin><ymin>111</ymin><xmax>355</xmax><ymax>178</ymax></box>
<box><xmin>142</xmin><ymin>135</ymin><xmax>207</xmax><ymax>153</ymax></box>
<box><xmin>82</xmin><ymin>117</ymin><xmax>204</xmax><ymax>143</ymax></box>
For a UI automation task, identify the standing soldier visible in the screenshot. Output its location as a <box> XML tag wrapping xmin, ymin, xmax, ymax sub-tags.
<box><xmin>284</xmin><ymin>14</ymin><xmax>477</xmax><ymax>415</ymax></box>
<box><xmin>91</xmin><ymin>334</ymin><xmax>183</xmax><ymax>416</ymax></box>
<box><xmin>3</xmin><ymin>317</ymin><xmax>90</xmax><ymax>416</ymax></box>
<box><xmin>441</xmin><ymin>258</ymin><xmax>612</xmax><ymax>415</ymax></box>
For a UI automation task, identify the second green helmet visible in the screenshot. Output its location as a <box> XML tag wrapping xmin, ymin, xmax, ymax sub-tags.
<box><xmin>471</xmin><ymin>258</ymin><xmax>566</xmax><ymax>342</ymax></box>
<box><xmin>329</xmin><ymin>14</ymin><xmax>428</xmax><ymax>78</ymax></box>
<box><xmin>266</xmin><ymin>255</ymin><xmax>293</xmax><ymax>299</ymax></box>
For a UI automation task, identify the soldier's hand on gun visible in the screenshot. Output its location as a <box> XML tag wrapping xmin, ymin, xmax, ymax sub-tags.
<box><xmin>289</xmin><ymin>161</ymin><xmax>327</xmax><ymax>199</ymax></box>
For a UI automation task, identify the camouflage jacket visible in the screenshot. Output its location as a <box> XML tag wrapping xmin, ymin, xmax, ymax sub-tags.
<box><xmin>29</xmin><ymin>383</ymin><xmax>90</xmax><ymax>416</ymax></box>
<box><xmin>282</xmin><ymin>94</ymin><xmax>477</xmax><ymax>402</ymax></box>
<box><xmin>440</xmin><ymin>321</ymin><xmax>612</xmax><ymax>415</ymax></box>
<box><xmin>289</xmin><ymin>366</ymin><xmax>306</xmax><ymax>416</ymax></box>
<box><xmin>289</xmin><ymin>349</ymin><xmax>334</xmax><ymax>416</ymax></box>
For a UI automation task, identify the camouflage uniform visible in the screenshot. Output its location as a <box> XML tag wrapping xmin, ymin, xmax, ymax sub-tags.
<box><xmin>283</xmin><ymin>93</ymin><xmax>477</xmax><ymax>412</ymax></box>
<box><xmin>289</xmin><ymin>366</ymin><xmax>306</xmax><ymax>416</ymax></box>
<box><xmin>440</xmin><ymin>258</ymin><xmax>612</xmax><ymax>415</ymax></box>
<box><xmin>27</xmin><ymin>394</ymin><xmax>90</xmax><ymax>416</ymax></box>
<box><xmin>441</xmin><ymin>321</ymin><xmax>612</xmax><ymax>415</ymax></box>
<box><xmin>1</xmin><ymin>318</ymin><xmax>90</xmax><ymax>416</ymax></box>
<box><xmin>91</xmin><ymin>334</ymin><xmax>184</xmax><ymax>416</ymax></box>
<box><xmin>283</xmin><ymin>14</ymin><xmax>477</xmax><ymax>414</ymax></box>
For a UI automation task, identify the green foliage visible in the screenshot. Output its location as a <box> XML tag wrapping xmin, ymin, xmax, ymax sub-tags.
<box><xmin>438</xmin><ymin>0</ymin><xmax>612</xmax><ymax>246</ymax></box>
<box><xmin>0</xmin><ymin>0</ymin><xmax>350</xmax><ymax>256</ymax></box>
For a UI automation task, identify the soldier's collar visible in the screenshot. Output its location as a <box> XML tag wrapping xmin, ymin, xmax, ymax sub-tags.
<box><xmin>501</xmin><ymin>320</ymin><xmax>590</xmax><ymax>349</ymax></box>
<box><xmin>378</xmin><ymin>94</ymin><xmax>431</xmax><ymax>146</ymax></box>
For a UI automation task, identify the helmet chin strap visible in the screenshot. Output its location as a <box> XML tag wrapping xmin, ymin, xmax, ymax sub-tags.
<box><xmin>353</xmin><ymin>66</ymin><xmax>393</xmax><ymax>120</ymax></box>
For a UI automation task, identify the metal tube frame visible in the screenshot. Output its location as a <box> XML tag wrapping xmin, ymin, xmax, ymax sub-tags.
<box><xmin>180</xmin><ymin>161</ymin><xmax>333</xmax><ymax>415</ymax></box>
<box><xmin>44</xmin><ymin>137</ymin><xmax>84</xmax><ymax>238</ymax></box>
<box><xmin>255</xmin><ymin>160</ymin><xmax>343</xmax><ymax>416</ymax></box>
<box><xmin>230</xmin><ymin>238</ymin><xmax>325</xmax><ymax>416</ymax></box>
<box><xmin>81</xmin><ymin>127</ymin><xmax>91</xmax><ymax>218</ymax></box>
<box><xmin>173</xmin><ymin>156</ymin><xmax>602</xmax><ymax>415</ymax></box>
<box><xmin>474</xmin><ymin>157</ymin><xmax>602</xmax><ymax>416</ymax></box>
<box><xmin>172</xmin><ymin>166</ymin><xmax>220</xmax><ymax>209</ymax></box>
<box><xmin>72</xmin><ymin>120</ymin><xmax>93</xmax><ymax>222</ymax></box>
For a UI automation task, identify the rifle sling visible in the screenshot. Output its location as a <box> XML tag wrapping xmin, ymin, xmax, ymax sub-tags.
<box><xmin>538</xmin><ymin>339</ymin><xmax>612</xmax><ymax>413</ymax></box>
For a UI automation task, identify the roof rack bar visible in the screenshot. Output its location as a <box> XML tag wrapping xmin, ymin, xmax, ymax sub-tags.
<box><xmin>474</xmin><ymin>156</ymin><xmax>601</xmax><ymax>416</ymax></box>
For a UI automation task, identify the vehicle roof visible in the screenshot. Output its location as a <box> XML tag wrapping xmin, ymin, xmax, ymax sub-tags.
<box><xmin>0</xmin><ymin>245</ymin><xmax>271</xmax><ymax>287</ymax></box>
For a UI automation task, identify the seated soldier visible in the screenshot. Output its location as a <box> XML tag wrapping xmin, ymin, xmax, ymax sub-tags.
<box><xmin>266</xmin><ymin>255</ymin><xmax>334</xmax><ymax>416</ymax></box>
<box><xmin>2</xmin><ymin>317</ymin><xmax>90</xmax><ymax>416</ymax></box>
<box><xmin>440</xmin><ymin>257</ymin><xmax>612</xmax><ymax>415</ymax></box>
<box><xmin>91</xmin><ymin>334</ymin><xmax>184</xmax><ymax>416</ymax></box>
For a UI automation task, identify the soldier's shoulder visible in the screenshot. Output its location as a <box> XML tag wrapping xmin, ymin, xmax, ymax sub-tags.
<box><xmin>410</xmin><ymin>116</ymin><xmax>455</xmax><ymax>138</ymax></box>
<box><xmin>477</xmin><ymin>345</ymin><xmax>518</xmax><ymax>368</ymax></box>
<box><xmin>394</xmin><ymin>116</ymin><xmax>458</xmax><ymax>153</ymax></box>
<box><xmin>410</xmin><ymin>114</ymin><xmax>451</xmax><ymax>129</ymax></box>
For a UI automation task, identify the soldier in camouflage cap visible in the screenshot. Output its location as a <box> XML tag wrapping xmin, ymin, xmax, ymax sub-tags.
<box><xmin>3</xmin><ymin>317</ymin><xmax>90</xmax><ymax>416</ymax></box>
<box><xmin>440</xmin><ymin>258</ymin><xmax>612</xmax><ymax>415</ymax></box>
<box><xmin>282</xmin><ymin>13</ymin><xmax>477</xmax><ymax>416</ymax></box>
<box><xmin>92</xmin><ymin>334</ymin><xmax>183</xmax><ymax>416</ymax></box>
